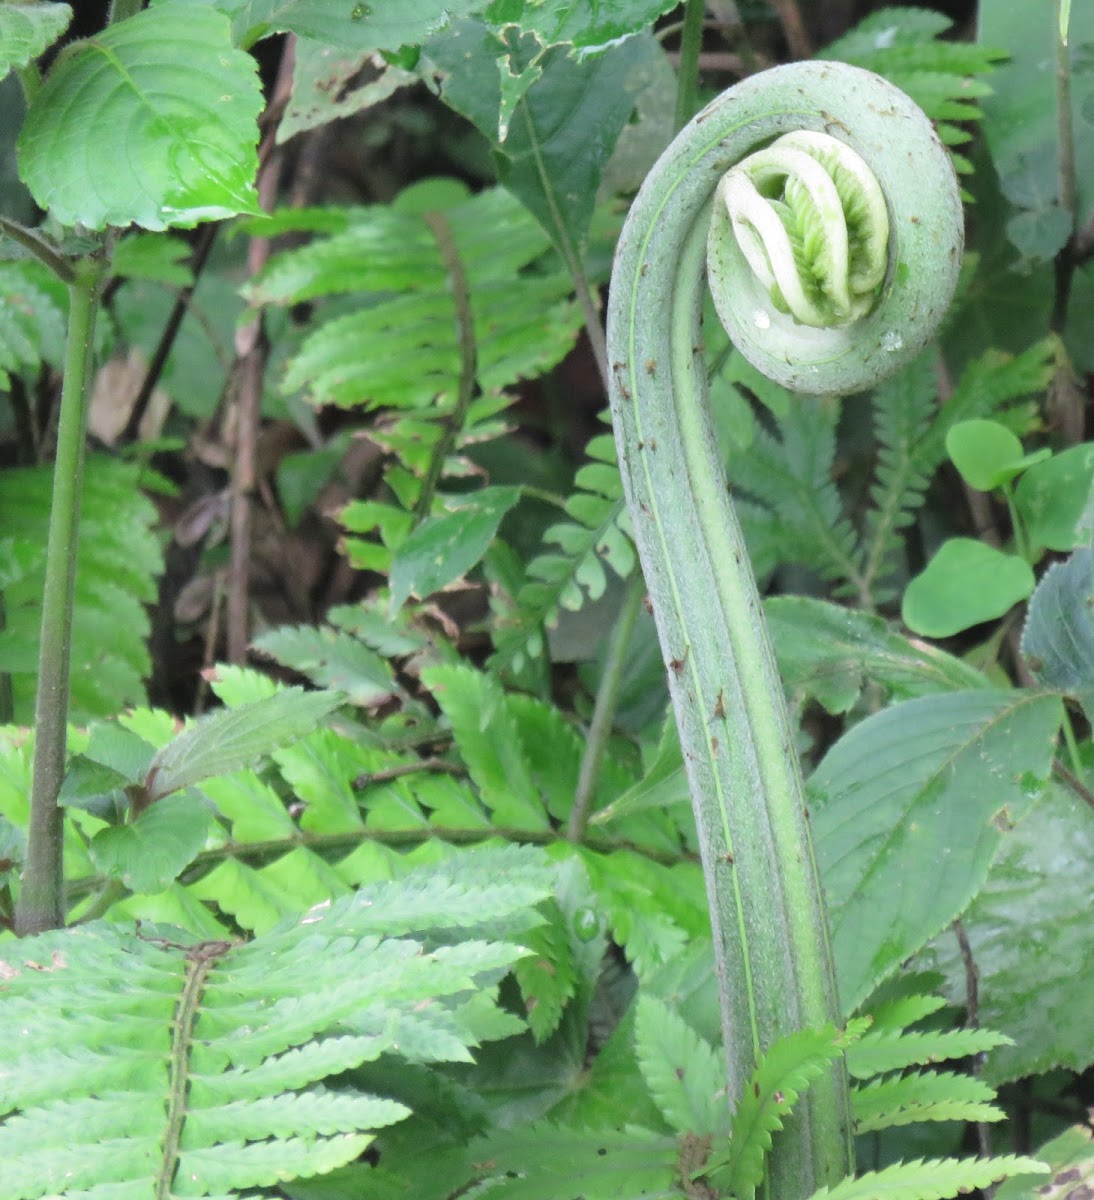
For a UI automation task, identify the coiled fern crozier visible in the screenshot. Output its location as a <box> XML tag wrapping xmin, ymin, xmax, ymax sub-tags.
<box><xmin>606</xmin><ymin>61</ymin><xmax>963</xmax><ymax>1199</ymax></box>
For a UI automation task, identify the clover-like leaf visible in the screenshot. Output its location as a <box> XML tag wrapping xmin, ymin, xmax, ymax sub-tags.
<box><xmin>17</xmin><ymin>5</ymin><xmax>262</xmax><ymax>230</ymax></box>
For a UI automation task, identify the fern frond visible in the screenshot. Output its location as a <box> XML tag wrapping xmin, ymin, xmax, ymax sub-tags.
<box><xmin>0</xmin><ymin>260</ymin><xmax>67</xmax><ymax>387</ymax></box>
<box><xmin>0</xmin><ymin>847</ymin><xmax>554</xmax><ymax>1199</ymax></box>
<box><xmin>704</xmin><ymin>1022</ymin><xmax>868</xmax><ymax>1200</ymax></box>
<box><xmin>491</xmin><ymin>430</ymin><xmax>635</xmax><ymax>670</ymax></box>
<box><xmin>852</xmin><ymin>1070</ymin><xmax>1003</xmax><ymax>1131</ymax></box>
<box><xmin>846</xmin><ymin>1025</ymin><xmax>1012</xmax><ymax>1079</ymax></box>
<box><xmin>0</xmin><ymin>455</ymin><xmax>162</xmax><ymax>721</ymax></box>
<box><xmin>805</xmin><ymin>1155</ymin><xmax>1047</xmax><ymax>1200</ymax></box>
<box><xmin>728</xmin><ymin>396</ymin><xmax>863</xmax><ymax>593</ymax></box>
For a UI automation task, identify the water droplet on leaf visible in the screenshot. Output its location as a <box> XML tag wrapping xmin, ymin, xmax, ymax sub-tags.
<box><xmin>881</xmin><ymin>330</ymin><xmax>904</xmax><ymax>352</ymax></box>
<box><xmin>753</xmin><ymin>310</ymin><xmax>771</xmax><ymax>330</ymax></box>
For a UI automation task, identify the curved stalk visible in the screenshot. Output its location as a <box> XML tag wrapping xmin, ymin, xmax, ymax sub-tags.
<box><xmin>606</xmin><ymin>61</ymin><xmax>961</xmax><ymax>1198</ymax></box>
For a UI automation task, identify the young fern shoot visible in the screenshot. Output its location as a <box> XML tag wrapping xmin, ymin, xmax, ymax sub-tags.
<box><xmin>606</xmin><ymin>61</ymin><xmax>962</xmax><ymax>1200</ymax></box>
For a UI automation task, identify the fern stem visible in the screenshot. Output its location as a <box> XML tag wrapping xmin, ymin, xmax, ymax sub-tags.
<box><xmin>606</xmin><ymin>62</ymin><xmax>961</xmax><ymax>1198</ymax></box>
<box><xmin>17</xmin><ymin>259</ymin><xmax>105</xmax><ymax>936</ymax></box>
<box><xmin>415</xmin><ymin>210</ymin><xmax>477</xmax><ymax>523</ymax></box>
<box><xmin>674</xmin><ymin>0</ymin><xmax>706</xmax><ymax>132</ymax></box>
<box><xmin>567</xmin><ymin>572</ymin><xmax>646</xmax><ymax>842</ymax></box>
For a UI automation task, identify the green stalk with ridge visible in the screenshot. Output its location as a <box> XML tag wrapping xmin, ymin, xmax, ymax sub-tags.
<box><xmin>606</xmin><ymin>60</ymin><xmax>962</xmax><ymax>1198</ymax></box>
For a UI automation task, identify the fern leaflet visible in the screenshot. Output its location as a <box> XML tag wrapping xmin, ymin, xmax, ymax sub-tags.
<box><xmin>804</xmin><ymin>1155</ymin><xmax>1047</xmax><ymax>1200</ymax></box>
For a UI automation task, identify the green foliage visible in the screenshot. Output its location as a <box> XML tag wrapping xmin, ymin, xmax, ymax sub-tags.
<box><xmin>1021</xmin><ymin>545</ymin><xmax>1094</xmax><ymax>720</ymax></box>
<box><xmin>0</xmin><ymin>456</ymin><xmax>162</xmax><ymax>722</ymax></box>
<box><xmin>0</xmin><ymin>845</ymin><xmax>554</xmax><ymax>1199</ymax></box>
<box><xmin>492</xmin><ymin>429</ymin><xmax>634</xmax><ymax>668</ymax></box>
<box><xmin>17</xmin><ymin>5</ymin><xmax>262</xmax><ymax>230</ymax></box>
<box><xmin>803</xmin><ymin>1155</ymin><xmax>1047</xmax><ymax>1200</ymax></box>
<box><xmin>901</xmin><ymin>538</ymin><xmax>1035</xmax><ymax>637</ymax></box>
<box><xmin>810</xmin><ymin>689</ymin><xmax>1063</xmax><ymax>1011</ymax></box>
<box><xmin>0</xmin><ymin>2</ymin><xmax>70</xmax><ymax>80</ymax></box>
<box><xmin>0</xmin><ymin>259</ymin><xmax>66</xmax><ymax>389</ymax></box>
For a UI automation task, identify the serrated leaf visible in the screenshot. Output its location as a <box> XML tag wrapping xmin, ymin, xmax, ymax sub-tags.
<box><xmin>707</xmin><ymin>1024</ymin><xmax>862</xmax><ymax>1200</ymax></box>
<box><xmin>253</xmin><ymin>624</ymin><xmax>399</xmax><ymax>707</ymax></box>
<box><xmin>846</xmin><ymin>1027</ymin><xmax>1012</xmax><ymax>1080</ymax></box>
<box><xmin>852</xmin><ymin>1070</ymin><xmax>1003</xmax><ymax>1132</ymax></box>
<box><xmin>811</xmin><ymin>689</ymin><xmax>1063</xmax><ymax>1013</ymax></box>
<box><xmin>88</xmin><ymin>791</ymin><xmax>213</xmax><ymax>893</ymax></box>
<box><xmin>222</xmin><ymin>0</ymin><xmax>484</xmax><ymax>52</ymax></box>
<box><xmin>633</xmin><ymin>995</ymin><xmax>726</xmax><ymax>1136</ymax></box>
<box><xmin>513</xmin><ymin>899</ymin><xmax>577</xmax><ymax>1043</ymax></box>
<box><xmin>921</xmin><ymin>783</ymin><xmax>1094</xmax><ymax>1083</ymax></box>
<box><xmin>390</xmin><ymin>487</ymin><xmax>522</xmax><ymax>612</ymax></box>
<box><xmin>148</xmin><ymin>688</ymin><xmax>343</xmax><ymax>801</ymax></box>
<box><xmin>807</xmin><ymin>1157</ymin><xmax>1047</xmax><ymax>1200</ymax></box>
<box><xmin>1021</xmin><ymin>545</ymin><xmax>1094</xmax><ymax>718</ymax></box>
<box><xmin>766</xmin><ymin>596</ymin><xmax>989</xmax><ymax>714</ymax></box>
<box><xmin>421</xmin><ymin>663</ymin><xmax>548</xmax><ymax>831</ymax></box>
<box><xmin>902</xmin><ymin>539</ymin><xmax>1035</xmax><ymax>638</ymax></box>
<box><xmin>0</xmin><ymin>1</ymin><xmax>70</xmax><ymax>79</ymax></box>
<box><xmin>18</xmin><ymin>6</ymin><xmax>261</xmax><ymax>230</ymax></box>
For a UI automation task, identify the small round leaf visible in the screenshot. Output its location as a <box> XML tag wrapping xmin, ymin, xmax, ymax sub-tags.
<box><xmin>902</xmin><ymin>538</ymin><xmax>1035</xmax><ymax>638</ymax></box>
<box><xmin>945</xmin><ymin>419</ymin><xmax>1047</xmax><ymax>491</ymax></box>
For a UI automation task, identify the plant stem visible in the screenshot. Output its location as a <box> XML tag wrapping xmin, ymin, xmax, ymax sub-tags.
<box><xmin>1051</xmin><ymin>0</ymin><xmax>1079</xmax><ymax>334</ymax></box>
<box><xmin>568</xmin><ymin>573</ymin><xmax>646</xmax><ymax>842</ymax></box>
<box><xmin>674</xmin><ymin>0</ymin><xmax>706</xmax><ymax>132</ymax></box>
<box><xmin>16</xmin><ymin>258</ymin><xmax>105</xmax><ymax>936</ymax></box>
<box><xmin>0</xmin><ymin>216</ymin><xmax>75</xmax><ymax>284</ymax></box>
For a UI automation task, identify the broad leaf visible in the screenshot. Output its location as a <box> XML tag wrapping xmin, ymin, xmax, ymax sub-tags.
<box><xmin>1021</xmin><ymin>545</ymin><xmax>1094</xmax><ymax>720</ymax></box>
<box><xmin>766</xmin><ymin>595</ymin><xmax>991</xmax><ymax>714</ymax></box>
<box><xmin>18</xmin><ymin>6</ymin><xmax>261</xmax><ymax>230</ymax></box>
<box><xmin>218</xmin><ymin>0</ymin><xmax>486</xmax><ymax>51</ymax></box>
<box><xmin>88</xmin><ymin>791</ymin><xmax>213</xmax><ymax>894</ymax></box>
<box><xmin>922</xmin><ymin>784</ymin><xmax>1094</xmax><ymax>1083</ymax></box>
<box><xmin>902</xmin><ymin>539</ymin><xmax>1034</xmax><ymax>638</ymax></box>
<box><xmin>148</xmin><ymin>688</ymin><xmax>343</xmax><ymax>800</ymax></box>
<box><xmin>811</xmin><ymin>689</ymin><xmax>1063</xmax><ymax>1012</ymax></box>
<box><xmin>0</xmin><ymin>1</ymin><xmax>70</xmax><ymax>80</ymax></box>
<box><xmin>426</xmin><ymin>21</ymin><xmax>657</xmax><ymax>249</ymax></box>
<box><xmin>1014</xmin><ymin>443</ymin><xmax>1094</xmax><ymax>552</ymax></box>
<box><xmin>389</xmin><ymin>486</ymin><xmax>522</xmax><ymax>612</ymax></box>
<box><xmin>485</xmin><ymin>0</ymin><xmax>678</xmax><ymax>52</ymax></box>
<box><xmin>945</xmin><ymin>419</ymin><xmax>1047</xmax><ymax>492</ymax></box>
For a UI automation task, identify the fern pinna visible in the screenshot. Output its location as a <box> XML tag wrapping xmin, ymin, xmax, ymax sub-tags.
<box><xmin>0</xmin><ymin>846</ymin><xmax>554</xmax><ymax>1199</ymax></box>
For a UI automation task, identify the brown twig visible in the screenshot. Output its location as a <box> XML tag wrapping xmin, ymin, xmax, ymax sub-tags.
<box><xmin>768</xmin><ymin>0</ymin><xmax>813</xmax><ymax>59</ymax></box>
<box><xmin>225</xmin><ymin>36</ymin><xmax>296</xmax><ymax>663</ymax></box>
<box><xmin>953</xmin><ymin>918</ymin><xmax>993</xmax><ymax>1164</ymax></box>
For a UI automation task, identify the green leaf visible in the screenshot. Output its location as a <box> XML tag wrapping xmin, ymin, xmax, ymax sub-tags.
<box><xmin>995</xmin><ymin>1122</ymin><xmax>1094</xmax><ymax>1200</ymax></box>
<box><xmin>633</xmin><ymin>995</ymin><xmax>727</xmax><ymax>1137</ymax></box>
<box><xmin>766</xmin><ymin>596</ymin><xmax>990</xmax><ymax>714</ymax></box>
<box><xmin>88</xmin><ymin>791</ymin><xmax>213</xmax><ymax>893</ymax></box>
<box><xmin>512</xmin><ymin>898</ymin><xmax>577</xmax><ymax>1043</ymax></box>
<box><xmin>17</xmin><ymin>6</ymin><xmax>262</xmax><ymax>230</ymax></box>
<box><xmin>902</xmin><ymin>539</ymin><xmax>1035</xmax><ymax>638</ymax></box>
<box><xmin>484</xmin><ymin>0</ymin><xmax>678</xmax><ymax>52</ymax></box>
<box><xmin>811</xmin><ymin>689</ymin><xmax>1063</xmax><ymax>1012</ymax></box>
<box><xmin>1021</xmin><ymin>545</ymin><xmax>1094</xmax><ymax>718</ymax></box>
<box><xmin>804</xmin><ymin>1156</ymin><xmax>1047</xmax><ymax>1200</ymax></box>
<box><xmin>112</xmin><ymin>233</ymin><xmax>195</xmax><ymax>286</ymax></box>
<box><xmin>389</xmin><ymin>486</ymin><xmax>522</xmax><ymax>612</ymax></box>
<box><xmin>469</xmin><ymin>1122</ymin><xmax>681</xmax><ymax>1200</ymax></box>
<box><xmin>852</xmin><ymin>1071</ymin><xmax>1003</xmax><ymax>1133</ymax></box>
<box><xmin>922</xmin><ymin>783</ymin><xmax>1094</xmax><ymax>1083</ymax></box>
<box><xmin>427</xmin><ymin>22</ymin><xmax>657</xmax><ymax>249</ymax></box>
<box><xmin>846</xmin><ymin>1025</ymin><xmax>1011</xmax><ymax>1080</ymax></box>
<box><xmin>221</xmin><ymin>0</ymin><xmax>486</xmax><ymax>52</ymax></box>
<box><xmin>421</xmin><ymin>663</ymin><xmax>549</xmax><ymax>831</ymax></box>
<box><xmin>148</xmin><ymin>688</ymin><xmax>344</xmax><ymax>800</ymax></box>
<box><xmin>706</xmin><ymin>1024</ymin><xmax>864</xmax><ymax>1200</ymax></box>
<box><xmin>0</xmin><ymin>260</ymin><xmax>68</xmax><ymax>388</ymax></box>
<box><xmin>253</xmin><ymin>623</ymin><xmax>400</xmax><ymax>707</ymax></box>
<box><xmin>945</xmin><ymin>419</ymin><xmax>1049</xmax><ymax>491</ymax></box>
<box><xmin>0</xmin><ymin>1</ymin><xmax>70</xmax><ymax>79</ymax></box>
<box><xmin>1014</xmin><ymin>443</ymin><xmax>1094</xmax><ymax>552</ymax></box>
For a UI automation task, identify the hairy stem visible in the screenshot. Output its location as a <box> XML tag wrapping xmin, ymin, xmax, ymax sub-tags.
<box><xmin>606</xmin><ymin>61</ymin><xmax>961</xmax><ymax>1198</ymax></box>
<box><xmin>17</xmin><ymin>259</ymin><xmax>105</xmax><ymax>936</ymax></box>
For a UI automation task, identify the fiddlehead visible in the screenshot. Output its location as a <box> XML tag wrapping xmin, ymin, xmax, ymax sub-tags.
<box><xmin>605</xmin><ymin>61</ymin><xmax>961</xmax><ymax>1198</ymax></box>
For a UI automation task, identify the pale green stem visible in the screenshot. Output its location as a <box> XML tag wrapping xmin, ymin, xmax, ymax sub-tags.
<box><xmin>568</xmin><ymin>573</ymin><xmax>646</xmax><ymax>842</ymax></box>
<box><xmin>606</xmin><ymin>61</ymin><xmax>960</xmax><ymax>1199</ymax></box>
<box><xmin>0</xmin><ymin>216</ymin><xmax>75</xmax><ymax>284</ymax></box>
<box><xmin>16</xmin><ymin>260</ymin><xmax>104</xmax><ymax>936</ymax></box>
<box><xmin>674</xmin><ymin>0</ymin><xmax>706</xmax><ymax>132</ymax></box>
